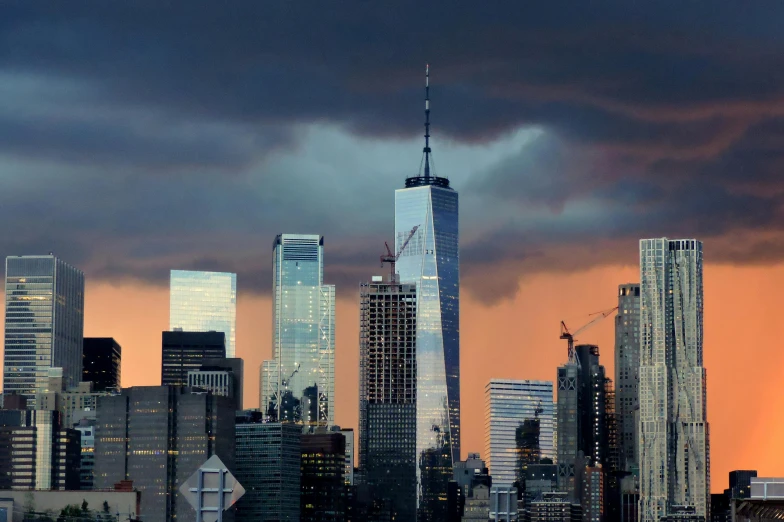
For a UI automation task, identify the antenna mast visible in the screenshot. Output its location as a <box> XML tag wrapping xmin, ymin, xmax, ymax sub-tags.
<box><xmin>423</xmin><ymin>64</ymin><xmax>431</xmax><ymax>179</ymax></box>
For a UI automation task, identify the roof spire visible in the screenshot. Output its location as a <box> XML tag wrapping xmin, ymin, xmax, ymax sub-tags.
<box><xmin>423</xmin><ymin>63</ymin><xmax>431</xmax><ymax>179</ymax></box>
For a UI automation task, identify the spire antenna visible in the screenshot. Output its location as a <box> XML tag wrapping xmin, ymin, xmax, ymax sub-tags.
<box><xmin>423</xmin><ymin>63</ymin><xmax>431</xmax><ymax>179</ymax></box>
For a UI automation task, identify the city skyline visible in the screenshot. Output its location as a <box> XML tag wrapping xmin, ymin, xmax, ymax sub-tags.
<box><xmin>2</xmin><ymin>2</ymin><xmax>784</xmax><ymax>499</ymax></box>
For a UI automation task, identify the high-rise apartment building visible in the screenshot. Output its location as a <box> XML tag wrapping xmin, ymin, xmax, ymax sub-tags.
<box><xmin>169</xmin><ymin>270</ymin><xmax>237</xmax><ymax>358</ymax></box>
<box><xmin>359</xmin><ymin>277</ymin><xmax>418</xmax><ymax>520</ymax></box>
<box><xmin>556</xmin><ymin>361</ymin><xmax>580</xmax><ymax>494</ymax></box>
<box><xmin>82</xmin><ymin>337</ymin><xmax>122</xmax><ymax>392</ymax></box>
<box><xmin>484</xmin><ymin>380</ymin><xmax>555</xmax><ymax>486</ymax></box>
<box><xmin>395</xmin><ymin>65</ymin><xmax>460</xmax><ymax>521</ymax></box>
<box><xmin>615</xmin><ymin>284</ymin><xmax>640</xmax><ymax>473</ymax></box>
<box><xmin>261</xmin><ymin>234</ymin><xmax>335</xmax><ymax>426</ymax></box>
<box><xmin>161</xmin><ymin>330</ymin><xmax>226</xmax><ymax>386</ymax></box>
<box><xmin>235</xmin><ymin>411</ymin><xmax>301</xmax><ymax>522</ymax></box>
<box><xmin>639</xmin><ymin>238</ymin><xmax>710</xmax><ymax>522</ymax></box>
<box><xmin>4</xmin><ymin>255</ymin><xmax>85</xmax><ymax>405</ymax></box>
<box><xmin>93</xmin><ymin>386</ymin><xmax>235</xmax><ymax>522</ymax></box>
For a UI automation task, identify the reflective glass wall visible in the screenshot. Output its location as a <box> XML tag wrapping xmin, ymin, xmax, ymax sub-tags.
<box><xmin>262</xmin><ymin>234</ymin><xmax>334</xmax><ymax>426</ymax></box>
<box><xmin>169</xmin><ymin>270</ymin><xmax>237</xmax><ymax>358</ymax></box>
<box><xmin>395</xmin><ymin>182</ymin><xmax>459</xmax><ymax>519</ymax></box>
<box><xmin>4</xmin><ymin>255</ymin><xmax>84</xmax><ymax>406</ymax></box>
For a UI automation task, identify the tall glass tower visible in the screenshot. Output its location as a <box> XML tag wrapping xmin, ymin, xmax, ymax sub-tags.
<box><xmin>169</xmin><ymin>270</ymin><xmax>237</xmax><ymax>358</ymax></box>
<box><xmin>261</xmin><ymin>234</ymin><xmax>335</xmax><ymax>426</ymax></box>
<box><xmin>4</xmin><ymin>255</ymin><xmax>84</xmax><ymax>406</ymax></box>
<box><xmin>639</xmin><ymin>238</ymin><xmax>709</xmax><ymax>522</ymax></box>
<box><xmin>395</xmin><ymin>65</ymin><xmax>460</xmax><ymax>521</ymax></box>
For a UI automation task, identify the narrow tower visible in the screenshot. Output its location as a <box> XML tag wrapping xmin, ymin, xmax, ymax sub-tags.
<box><xmin>395</xmin><ymin>65</ymin><xmax>460</xmax><ymax>521</ymax></box>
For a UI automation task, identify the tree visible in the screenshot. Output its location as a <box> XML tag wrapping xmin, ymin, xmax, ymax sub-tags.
<box><xmin>81</xmin><ymin>501</ymin><xmax>89</xmax><ymax>514</ymax></box>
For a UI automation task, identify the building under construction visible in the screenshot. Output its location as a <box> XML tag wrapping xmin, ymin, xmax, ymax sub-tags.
<box><xmin>359</xmin><ymin>274</ymin><xmax>417</xmax><ymax>521</ymax></box>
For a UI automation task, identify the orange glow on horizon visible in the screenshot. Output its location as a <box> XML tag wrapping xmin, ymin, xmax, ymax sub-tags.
<box><xmin>1</xmin><ymin>262</ymin><xmax>780</xmax><ymax>493</ymax></box>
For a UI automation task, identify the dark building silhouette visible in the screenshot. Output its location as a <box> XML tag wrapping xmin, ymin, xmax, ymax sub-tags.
<box><xmin>301</xmin><ymin>430</ymin><xmax>346</xmax><ymax>522</ymax></box>
<box><xmin>160</xmin><ymin>331</ymin><xmax>226</xmax><ymax>386</ymax></box>
<box><xmin>359</xmin><ymin>278</ymin><xmax>417</xmax><ymax>520</ymax></box>
<box><xmin>93</xmin><ymin>386</ymin><xmax>235</xmax><ymax>522</ymax></box>
<box><xmin>517</xmin><ymin>417</ymin><xmax>542</xmax><ymax>484</ymax></box>
<box><xmin>235</xmin><ymin>411</ymin><xmax>301</xmax><ymax>522</ymax></box>
<box><xmin>729</xmin><ymin>470</ymin><xmax>758</xmax><ymax>499</ymax></box>
<box><xmin>0</xmin><ymin>408</ymin><xmax>80</xmax><ymax>490</ymax></box>
<box><xmin>82</xmin><ymin>337</ymin><xmax>122</xmax><ymax>392</ymax></box>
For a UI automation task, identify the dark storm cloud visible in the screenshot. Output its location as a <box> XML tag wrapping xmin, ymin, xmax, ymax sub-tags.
<box><xmin>2</xmin><ymin>1</ymin><xmax>784</xmax><ymax>302</ymax></box>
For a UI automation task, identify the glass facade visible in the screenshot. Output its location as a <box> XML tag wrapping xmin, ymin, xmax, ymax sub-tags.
<box><xmin>639</xmin><ymin>238</ymin><xmax>709</xmax><ymax>522</ymax></box>
<box><xmin>395</xmin><ymin>180</ymin><xmax>459</xmax><ymax>519</ymax></box>
<box><xmin>160</xmin><ymin>330</ymin><xmax>226</xmax><ymax>386</ymax></box>
<box><xmin>235</xmin><ymin>414</ymin><xmax>302</xmax><ymax>522</ymax></box>
<box><xmin>169</xmin><ymin>270</ymin><xmax>237</xmax><ymax>358</ymax></box>
<box><xmin>484</xmin><ymin>379</ymin><xmax>555</xmax><ymax>487</ymax></box>
<box><xmin>4</xmin><ymin>255</ymin><xmax>84</xmax><ymax>406</ymax></box>
<box><xmin>262</xmin><ymin>234</ymin><xmax>335</xmax><ymax>426</ymax></box>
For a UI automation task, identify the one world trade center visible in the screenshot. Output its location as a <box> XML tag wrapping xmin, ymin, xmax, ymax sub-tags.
<box><xmin>394</xmin><ymin>65</ymin><xmax>460</xmax><ymax>521</ymax></box>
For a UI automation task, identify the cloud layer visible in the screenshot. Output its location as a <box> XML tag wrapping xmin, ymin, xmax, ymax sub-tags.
<box><xmin>2</xmin><ymin>2</ymin><xmax>784</xmax><ymax>302</ymax></box>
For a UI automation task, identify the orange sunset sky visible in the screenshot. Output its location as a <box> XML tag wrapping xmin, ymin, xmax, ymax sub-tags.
<box><xmin>0</xmin><ymin>262</ymin><xmax>773</xmax><ymax>494</ymax></box>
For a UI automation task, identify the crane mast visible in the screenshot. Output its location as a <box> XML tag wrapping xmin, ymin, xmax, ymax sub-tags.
<box><xmin>380</xmin><ymin>225</ymin><xmax>419</xmax><ymax>282</ymax></box>
<box><xmin>560</xmin><ymin>306</ymin><xmax>618</xmax><ymax>366</ymax></box>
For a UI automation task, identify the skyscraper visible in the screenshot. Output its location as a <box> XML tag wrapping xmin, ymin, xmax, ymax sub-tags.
<box><xmin>169</xmin><ymin>270</ymin><xmax>237</xmax><ymax>358</ymax></box>
<box><xmin>261</xmin><ymin>234</ymin><xmax>335</xmax><ymax>426</ymax></box>
<box><xmin>82</xmin><ymin>337</ymin><xmax>122</xmax><ymax>392</ymax></box>
<box><xmin>4</xmin><ymin>255</ymin><xmax>85</xmax><ymax>405</ymax></box>
<box><xmin>300</xmin><ymin>430</ymin><xmax>347</xmax><ymax>522</ymax></box>
<box><xmin>639</xmin><ymin>238</ymin><xmax>710</xmax><ymax>522</ymax></box>
<box><xmin>395</xmin><ymin>64</ymin><xmax>460</xmax><ymax>521</ymax></box>
<box><xmin>484</xmin><ymin>379</ymin><xmax>555</xmax><ymax>486</ymax></box>
<box><xmin>615</xmin><ymin>284</ymin><xmax>640</xmax><ymax>473</ymax></box>
<box><xmin>359</xmin><ymin>277</ymin><xmax>417</xmax><ymax>520</ymax></box>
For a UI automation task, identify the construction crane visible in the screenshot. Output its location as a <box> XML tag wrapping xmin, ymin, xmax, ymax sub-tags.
<box><xmin>534</xmin><ymin>400</ymin><xmax>543</xmax><ymax>419</ymax></box>
<box><xmin>380</xmin><ymin>225</ymin><xmax>419</xmax><ymax>282</ymax></box>
<box><xmin>560</xmin><ymin>307</ymin><xmax>618</xmax><ymax>366</ymax></box>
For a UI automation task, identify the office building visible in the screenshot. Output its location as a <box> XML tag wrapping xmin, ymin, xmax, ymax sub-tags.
<box><xmin>733</xmin><ymin>477</ymin><xmax>784</xmax><ymax>522</ymax></box>
<box><xmin>485</xmin><ymin>380</ymin><xmax>555</xmax><ymax>486</ymax></box>
<box><xmin>188</xmin><ymin>357</ymin><xmax>244</xmax><ymax>410</ymax></box>
<box><xmin>395</xmin><ymin>66</ymin><xmax>460</xmax><ymax>521</ymax></box>
<box><xmin>0</xmin><ymin>407</ymin><xmax>81</xmax><ymax>490</ymax></box>
<box><xmin>235</xmin><ymin>411</ymin><xmax>301</xmax><ymax>522</ymax></box>
<box><xmin>74</xmin><ymin>417</ymin><xmax>96</xmax><ymax>490</ymax></box>
<box><xmin>82</xmin><ymin>337</ymin><xmax>122</xmax><ymax>392</ymax></box>
<box><xmin>639</xmin><ymin>239</ymin><xmax>710</xmax><ymax>522</ymax></box>
<box><xmin>160</xmin><ymin>330</ymin><xmax>226</xmax><ymax>386</ymax></box>
<box><xmin>615</xmin><ymin>283</ymin><xmax>640</xmax><ymax>473</ymax></box>
<box><xmin>530</xmin><ymin>492</ymin><xmax>582</xmax><ymax>522</ymax></box>
<box><xmin>301</xmin><ymin>430</ymin><xmax>346</xmax><ymax>522</ymax></box>
<box><xmin>341</xmin><ymin>428</ymin><xmax>355</xmax><ymax>486</ymax></box>
<box><xmin>35</xmin><ymin>370</ymin><xmax>108</xmax><ymax>428</ymax></box>
<box><xmin>453</xmin><ymin>453</ymin><xmax>491</xmax><ymax>498</ymax></box>
<box><xmin>359</xmin><ymin>277</ymin><xmax>417</xmax><ymax>520</ymax></box>
<box><xmin>169</xmin><ymin>270</ymin><xmax>237</xmax><ymax>358</ymax></box>
<box><xmin>93</xmin><ymin>386</ymin><xmax>235</xmax><ymax>522</ymax></box>
<box><xmin>4</xmin><ymin>255</ymin><xmax>85</xmax><ymax>406</ymax></box>
<box><xmin>261</xmin><ymin>234</ymin><xmax>335</xmax><ymax>426</ymax></box>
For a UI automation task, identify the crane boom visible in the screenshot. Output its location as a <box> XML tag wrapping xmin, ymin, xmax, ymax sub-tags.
<box><xmin>560</xmin><ymin>306</ymin><xmax>618</xmax><ymax>365</ymax></box>
<box><xmin>380</xmin><ymin>225</ymin><xmax>420</xmax><ymax>282</ymax></box>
